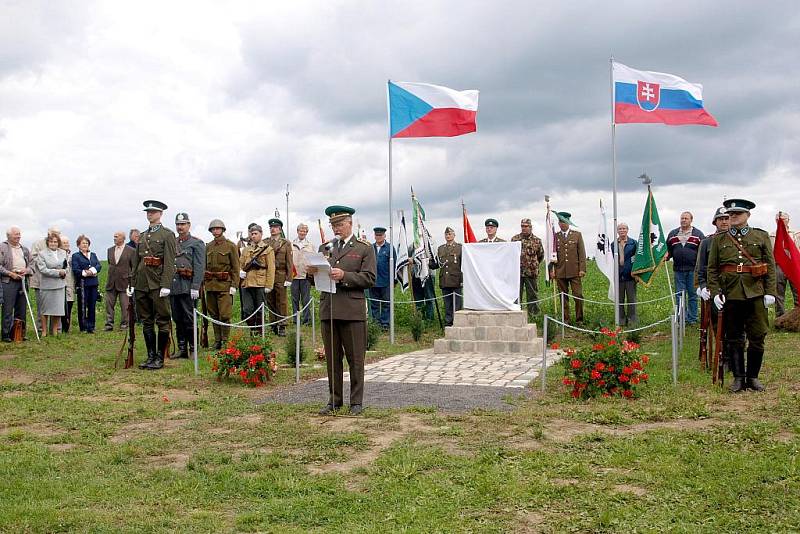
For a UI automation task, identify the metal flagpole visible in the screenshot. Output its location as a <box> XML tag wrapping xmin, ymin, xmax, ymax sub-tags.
<box><xmin>286</xmin><ymin>184</ymin><xmax>290</xmax><ymax>240</ymax></box>
<box><xmin>387</xmin><ymin>80</ymin><xmax>396</xmax><ymax>344</ymax></box>
<box><xmin>610</xmin><ymin>56</ymin><xmax>621</xmax><ymax>326</ymax></box>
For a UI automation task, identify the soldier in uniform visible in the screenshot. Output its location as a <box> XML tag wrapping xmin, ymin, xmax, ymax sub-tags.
<box><xmin>695</xmin><ymin>206</ymin><xmax>730</xmax><ymax>306</ymax></box>
<box><xmin>204</xmin><ymin>219</ymin><xmax>239</xmax><ymax>350</ymax></box>
<box><xmin>308</xmin><ymin>205</ymin><xmax>376</xmax><ymax>416</ymax></box>
<box><xmin>169</xmin><ymin>212</ymin><xmax>205</xmax><ymax>359</ymax></box>
<box><xmin>708</xmin><ymin>199</ymin><xmax>776</xmax><ymax>393</ymax></box>
<box><xmin>239</xmin><ymin>224</ymin><xmax>276</xmax><ymax>335</ymax></box>
<box><xmin>553</xmin><ymin>211</ymin><xmax>586</xmax><ymax>324</ymax></box>
<box><xmin>129</xmin><ymin>200</ymin><xmax>177</xmax><ymax>370</ymax></box>
<box><xmin>480</xmin><ymin>218</ymin><xmax>505</xmax><ymax>242</ymax></box>
<box><xmin>266</xmin><ymin>219</ymin><xmax>293</xmax><ymax>337</ymax></box>
<box><xmin>436</xmin><ymin>227</ymin><xmax>463</xmax><ymax>327</ymax></box>
<box><xmin>511</xmin><ymin>218</ymin><xmax>545</xmax><ymax>317</ymax></box>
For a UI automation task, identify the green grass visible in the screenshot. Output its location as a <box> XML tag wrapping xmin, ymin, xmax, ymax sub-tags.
<box><xmin>1</xmin><ymin>261</ymin><xmax>798</xmax><ymax>532</ymax></box>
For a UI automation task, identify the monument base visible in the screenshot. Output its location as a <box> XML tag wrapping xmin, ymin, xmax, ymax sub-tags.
<box><xmin>433</xmin><ymin>310</ymin><xmax>541</xmax><ymax>355</ymax></box>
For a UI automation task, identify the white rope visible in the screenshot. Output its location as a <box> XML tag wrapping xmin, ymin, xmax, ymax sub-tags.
<box><xmin>197</xmin><ymin>299</ymin><xmax>313</xmax><ymax>329</ymax></box>
<box><xmin>545</xmin><ymin>313</ymin><xmax>673</xmax><ymax>334</ymax></box>
<box><xmin>264</xmin><ymin>298</ymin><xmax>314</xmax><ymax>319</ymax></box>
<box><xmin>230</xmin><ymin>302</ymin><xmax>265</xmax><ymax>325</ymax></box>
<box><xmin>365</xmin><ymin>293</ymin><xmax>448</xmax><ymax>304</ymax></box>
<box><xmin>520</xmin><ymin>292</ymin><xmax>561</xmax><ymax>306</ymax></box>
<box><xmin>564</xmin><ymin>291</ymin><xmax>680</xmax><ymax>306</ymax></box>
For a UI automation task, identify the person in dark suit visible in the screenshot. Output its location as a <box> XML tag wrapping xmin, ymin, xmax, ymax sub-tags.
<box><xmin>72</xmin><ymin>235</ymin><xmax>102</xmax><ymax>333</ymax></box>
<box><xmin>368</xmin><ymin>226</ymin><xmax>395</xmax><ymax>328</ymax></box>
<box><xmin>308</xmin><ymin>205</ymin><xmax>376</xmax><ymax>416</ymax></box>
<box><xmin>104</xmin><ymin>231</ymin><xmax>135</xmax><ymax>331</ymax></box>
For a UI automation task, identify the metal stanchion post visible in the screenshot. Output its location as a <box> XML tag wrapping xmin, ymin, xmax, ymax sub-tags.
<box><xmin>261</xmin><ymin>305</ymin><xmax>265</xmax><ymax>339</ymax></box>
<box><xmin>311</xmin><ymin>296</ymin><xmax>316</xmax><ymax>349</ymax></box>
<box><xmin>671</xmin><ymin>314</ymin><xmax>678</xmax><ymax>385</ymax></box>
<box><xmin>541</xmin><ymin>316</ymin><xmax>548</xmax><ymax>392</ymax></box>
<box><xmin>681</xmin><ymin>290</ymin><xmax>686</xmax><ymax>341</ymax></box>
<box><xmin>295</xmin><ymin>308</ymin><xmax>301</xmax><ymax>383</ymax></box>
<box><xmin>193</xmin><ymin>308</ymin><xmax>199</xmax><ymax>376</ymax></box>
<box><xmin>560</xmin><ymin>292</ymin><xmax>565</xmax><ymax>339</ymax></box>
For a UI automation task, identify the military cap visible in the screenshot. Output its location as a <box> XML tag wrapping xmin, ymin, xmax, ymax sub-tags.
<box><xmin>268</xmin><ymin>218</ymin><xmax>283</xmax><ymax>228</ymax></box>
<box><xmin>484</xmin><ymin>218</ymin><xmax>499</xmax><ymax>228</ymax></box>
<box><xmin>325</xmin><ymin>205</ymin><xmax>355</xmax><ymax>224</ymax></box>
<box><xmin>521</xmin><ymin>218</ymin><xmax>532</xmax><ymax>225</ymax></box>
<box><xmin>554</xmin><ymin>211</ymin><xmax>576</xmax><ymax>226</ymax></box>
<box><xmin>175</xmin><ymin>212</ymin><xmax>190</xmax><ymax>224</ymax></box>
<box><xmin>711</xmin><ymin>207</ymin><xmax>729</xmax><ymax>225</ymax></box>
<box><xmin>208</xmin><ymin>218</ymin><xmax>226</xmax><ymax>231</ymax></box>
<box><xmin>444</xmin><ymin>227</ymin><xmax>455</xmax><ymax>234</ymax></box>
<box><xmin>249</xmin><ymin>224</ymin><xmax>263</xmax><ymax>233</ymax></box>
<box><xmin>373</xmin><ymin>226</ymin><xmax>386</xmax><ymax>234</ymax></box>
<box><xmin>247</xmin><ymin>222</ymin><xmax>259</xmax><ymax>230</ymax></box>
<box><xmin>143</xmin><ymin>199</ymin><xmax>168</xmax><ymax>212</ymax></box>
<box><xmin>724</xmin><ymin>198</ymin><xmax>756</xmax><ymax>214</ymax></box>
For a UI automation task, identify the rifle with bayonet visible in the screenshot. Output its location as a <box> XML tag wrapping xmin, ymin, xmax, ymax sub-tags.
<box><xmin>200</xmin><ymin>282</ymin><xmax>209</xmax><ymax>348</ymax></box>
<box><xmin>698</xmin><ymin>299</ymin><xmax>710</xmax><ymax>371</ymax></box>
<box><xmin>711</xmin><ymin>305</ymin><xmax>725</xmax><ymax>385</ymax></box>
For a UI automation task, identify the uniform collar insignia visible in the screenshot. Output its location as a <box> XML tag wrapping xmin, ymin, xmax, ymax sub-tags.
<box><xmin>149</xmin><ymin>224</ymin><xmax>162</xmax><ymax>232</ymax></box>
<box><xmin>730</xmin><ymin>226</ymin><xmax>750</xmax><ymax>236</ymax></box>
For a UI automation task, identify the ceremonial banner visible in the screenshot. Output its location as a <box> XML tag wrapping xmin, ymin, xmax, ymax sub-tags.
<box><xmin>395</xmin><ymin>211</ymin><xmax>411</xmax><ymax>291</ymax></box>
<box><xmin>774</xmin><ymin>216</ymin><xmax>800</xmax><ymax>288</ymax></box>
<box><xmin>631</xmin><ymin>186</ymin><xmax>668</xmax><ymax>286</ymax></box>
<box><xmin>595</xmin><ymin>199</ymin><xmax>615</xmax><ymax>300</ymax></box>
<box><xmin>411</xmin><ymin>189</ymin><xmax>437</xmax><ymax>286</ymax></box>
<box><xmin>544</xmin><ymin>209</ymin><xmax>557</xmax><ymax>283</ymax></box>
<box><xmin>462</xmin><ymin>242</ymin><xmax>522</xmax><ymax>311</ymax></box>
<box><xmin>389</xmin><ymin>81</ymin><xmax>479</xmax><ymax>138</ymax></box>
<box><xmin>462</xmin><ymin>203</ymin><xmax>477</xmax><ymax>243</ymax></box>
<box><xmin>613</xmin><ymin>62</ymin><xmax>718</xmax><ymax>127</ymax></box>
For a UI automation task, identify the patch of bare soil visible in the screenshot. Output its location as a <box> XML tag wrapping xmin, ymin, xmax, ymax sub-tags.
<box><xmin>514</xmin><ymin>511</ymin><xmax>546</xmax><ymax>534</ymax></box>
<box><xmin>542</xmin><ymin>417</ymin><xmax>719</xmax><ymax>443</ymax></box>
<box><xmin>0</xmin><ymin>422</ymin><xmax>63</xmax><ymax>437</ymax></box>
<box><xmin>0</xmin><ymin>370</ymin><xmax>37</xmax><ymax>385</ymax></box>
<box><xmin>225</xmin><ymin>413</ymin><xmax>262</xmax><ymax>426</ymax></box>
<box><xmin>308</xmin><ymin>413</ymin><xmax>432</xmax><ymax>475</ymax></box>
<box><xmin>47</xmin><ymin>443</ymin><xmax>76</xmax><ymax>452</ymax></box>
<box><xmin>160</xmin><ymin>388</ymin><xmax>200</xmax><ymax>402</ymax></box>
<box><xmin>142</xmin><ymin>452</ymin><xmax>191</xmax><ymax>470</ymax></box>
<box><xmin>774</xmin><ymin>429</ymin><xmax>795</xmax><ymax>443</ymax></box>
<box><xmin>0</xmin><ymin>353</ymin><xmax>17</xmax><ymax>361</ymax></box>
<box><xmin>110</xmin><ymin>417</ymin><xmax>189</xmax><ymax>444</ymax></box>
<box><xmin>549</xmin><ymin>478</ymin><xmax>579</xmax><ymax>487</ymax></box>
<box><xmin>613</xmin><ymin>484</ymin><xmax>647</xmax><ymax>496</ymax></box>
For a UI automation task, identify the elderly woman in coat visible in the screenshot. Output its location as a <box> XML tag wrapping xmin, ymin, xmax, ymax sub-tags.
<box><xmin>60</xmin><ymin>236</ymin><xmax>75</xmax><ymax>333</ymax></box>
<box><xmin>71</xmin><ymin>235</ymin><xmax>102</xmax><ymax>333</ymax></box>
<box><xmin>35</xmin><ymin>232</ymin><xmax>68</xmax><ymax>336</ymax></box>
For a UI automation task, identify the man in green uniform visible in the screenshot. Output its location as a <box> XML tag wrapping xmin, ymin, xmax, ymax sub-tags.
<box><xmin>480</xmin><ymin>218</ymin><xmax>505</xmax><ymax>242</ymax></box>
<box><xmin>436</xmin><ymin>227</ymin><xmax>463</xmax><ymax>327</ymax></box>
<box><xmin>308</xmin><ymin>206</ymin><xmax>376</xmax><ymax>416</ymax></box>
<box><xmin>511</xmin><ymin>218</ymin><xmax>545</xmax><ymax>317</ymax></box>
<box><xmin>708</xmin><ymin>198</ymin><xmax>776</xmax><ymax>393</ymax></box>
<box><xmin>170</xmin><ymin>212</ymin><xmax>205</xmax><ymax>359</ymax></box>
<box><xmin>129</xmin><ymin>200</ymin><xmax>177</xmax><ymax>370</ymax></box>
<box><xmin>266</xmin><ymin>219</ymin><xmax>293</xmax><ymax>336</ymax></box>
<box><xmin>204</xmin><ymin>219</ymin><xmax>239</xmax><ymax>350</ymax></box>
<box><xmin>553</xmin><ymin>211</ymin><xmax>586</xmax><ymax>325</ymax></box>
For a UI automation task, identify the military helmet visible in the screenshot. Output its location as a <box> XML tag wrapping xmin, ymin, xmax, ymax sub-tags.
<box><xmin>208</xmin><ymin>219</ymin><xmax>226</xmax><ymax>231</ymax></box>
<box><xmin>175</xmin><ymin>212</ymin><xmax>190</xmax><ymax>224</ymax></box>
<box><xmin>711</xmin><ymin>207</ymin><xmax>728</xmax><ymax>225</ymax></box>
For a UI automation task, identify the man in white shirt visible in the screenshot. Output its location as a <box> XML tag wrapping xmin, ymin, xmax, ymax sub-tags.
<box><xmin>0</xmin><ymin>227</ymin><xmax>33</xmax><ymax>341</ymax></box>
<box><xmin>105</xmin><ymin>231</ymin><xmax>135</xmax><ymax>331</ymax></box>
<box><xmin>291</xmin><ymin>223</ymin><xmax>314</xmax><ymax>325</ymax></box>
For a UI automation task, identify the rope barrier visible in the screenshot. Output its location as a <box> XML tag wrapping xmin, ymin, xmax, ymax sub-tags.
<box><xmin>196</xmin><ymin>299</ymin><xmax>313</xmax><ymax>329</ymax></box>
<box><xmin>229</xmin><ymin>302</ymin><xmax>265</xmax><ymax>325</ymax></box>
<box><xmin>564</xmin><ymin>291</ymin><xmax>681</xmax><ymax>306</ymax></box>
<box><xmin>544</xmin><ymin>313</ymin><xmax>673</xmax><ymax>334</ymax></box>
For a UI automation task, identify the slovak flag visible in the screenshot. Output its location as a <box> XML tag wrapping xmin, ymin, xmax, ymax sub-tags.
<box><xmin>613</xmin><ymin>62</ymin><xmax>718</xmax><ymax>127</ymax></box>
<box><xmin>388</xmin><ymin>81</ymin><xmax>479</xmax><ymax>138</ymax></box>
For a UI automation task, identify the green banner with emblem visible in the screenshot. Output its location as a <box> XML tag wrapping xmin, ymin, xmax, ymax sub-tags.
<box><xmin>631</xmin><ymin>186</ymin><xmax>668</xmax><ymax>286</ymax></box>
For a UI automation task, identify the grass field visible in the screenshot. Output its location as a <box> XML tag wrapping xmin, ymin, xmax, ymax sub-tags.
<box><xmin>1</xmin><ymin>261</ymin><xmax>798</xmax><ymax>532</ymax></box>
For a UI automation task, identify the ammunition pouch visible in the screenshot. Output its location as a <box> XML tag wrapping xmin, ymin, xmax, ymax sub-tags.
<box><xmin>143</xmin><ymin>256</ymin><xmax>162</xmax><ymax>267</ymax></box>
<box><xmin>176</xmin><ymin>267</ymin><xmax>193</xmax><ymax>280</ymax></box>
<box><xmin>204</xmin><ymin>271</ymin><xmax>230</xmax><ymax>282</ymax></box>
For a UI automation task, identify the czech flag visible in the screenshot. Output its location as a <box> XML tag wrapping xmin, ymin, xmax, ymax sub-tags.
<box><xmin>613</xmin><ymin>62</ymin><xmax>718</xmax><ymax>127</ymax></box>
<box><xmin>388</xmin><ymin>81</ymin><xmax>479</xmax><ymax>138</ymax></box>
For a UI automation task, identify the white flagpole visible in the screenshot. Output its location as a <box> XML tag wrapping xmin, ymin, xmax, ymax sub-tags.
<box><xmin>387</xmin><ymin>80</ymin><xmax>396</xmax><ymax>344</ymax></box>
<box><xmin>610</xmin><ymin>56</ymin><xmax>621</xmax><ymax>326</ymax></box>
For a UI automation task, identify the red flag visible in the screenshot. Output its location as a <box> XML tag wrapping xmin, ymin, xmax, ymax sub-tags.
<box><xmin>774</xmin><ymin>217</ymin><xmax>800</xmax><ymax>288</ymax></box>
<box><xmin>462</xmin><ymin>204</ymin><xmax>477</xmax><ymax>243</ymax></box>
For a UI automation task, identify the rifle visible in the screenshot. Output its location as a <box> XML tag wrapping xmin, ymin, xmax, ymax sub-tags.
<box><xmin>200</xmin><ymin>282</ymin><xmax>209</xmax><ymax>348</ymax></box>
<box><xmin>711</xmin><ymin>304</ymin><xmax>725</xmax><ymax>385</ymax></box>
<box><xmin>698</xmin><ymin>299</ymin><xmax>710</xmax><ymax>371</ymax></box>
<box><xmin>116</xmin><ymin>296</ymin><xmax>136</xmax><ymax>369</ymax></box>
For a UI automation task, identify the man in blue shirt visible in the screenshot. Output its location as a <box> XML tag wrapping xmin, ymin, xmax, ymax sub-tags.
<box><xmin>368</xmin><ymin>227</ymin><xmax>395</xmax><ymax>329</ymax></box>
<box><xmin>613</xmin><ymin>222</ymin><xmax>638</xmax><ymax>326</ymax></box>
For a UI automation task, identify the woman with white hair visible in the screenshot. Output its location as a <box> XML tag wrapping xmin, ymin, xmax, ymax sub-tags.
<box><xmin>35</xmin><ymin>232</ymin><xmax>67</xmax><ymax>336</ymax></box>
<box><xmin>60</xmin><ymin>236</ymin><xmax>75</xmax><ymax>333</ymax></box>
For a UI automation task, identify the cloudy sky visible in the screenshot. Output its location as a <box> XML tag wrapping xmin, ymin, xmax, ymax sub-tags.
<box><xmin>2</xmin><ymin>0</ymin><xmax>798</xmax><ymax>253</ymax></box>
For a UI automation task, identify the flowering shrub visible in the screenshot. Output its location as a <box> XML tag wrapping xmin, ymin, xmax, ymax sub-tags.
<box><xmin>210</xmin><ymin>334</ymin><xmax>278</xmax><ymax>387</ymax></box>
<box><xmin>560</xmin><ymin>327</ymin><xmax>650</xmax><ymax>400</ymax></box>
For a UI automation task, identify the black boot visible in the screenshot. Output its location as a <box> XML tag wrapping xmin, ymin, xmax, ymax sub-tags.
<box><xmin>277</xmin><ymin>325</ymin><xmax>286</xmax><ymax>337</ymax></box>
<box><xmin>746</xmin><ymin>348</ymin><xmax>766</xmax><ymax>391</ymax></box>
<box><xmin>170</xmin><ymin>340</ymin><xmax>188</xmax><ymax>359</ymax></box>
<box><xmin>146</xmin><ymin>332</ymin><xmax>168</xmax><ymax>370</ymax></box>
<box><xmin>729</xmin><ymin>345</ymin><xmax>746</xmax><ymax>393</ymax></box>
<box><xmin>139</xmin><ymin>330</ymin><xmax>157</xmax><ymax>369</ymax></box>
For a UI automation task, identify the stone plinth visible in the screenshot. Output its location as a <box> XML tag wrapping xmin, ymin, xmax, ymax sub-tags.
<box><xmin>433</xmin><ymin>310</ymin><xmax>541</xmax><ymax>355</ymax></box>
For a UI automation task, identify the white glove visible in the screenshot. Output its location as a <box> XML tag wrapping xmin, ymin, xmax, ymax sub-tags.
<box><xmin>159</xmin><ymin>288</ymin><xmax>171</xmax><ymax>298</ymax></box>
<box><xmin>240</xmin><ymin>270</ymin><xmax>247</xmax><ymax>279</ymax></box>
<box><xmin>283</xmin><ymin>280</ymin><xmax>292</xmax><ymax>287</ymax></box>
<box><xmin>264</xmin><ymin>287</ymin><xmax>272</xmax><ymax>294</ymax></box>
<box><xmin>229</xmin><ymin>287</ymin><xmax>237</xmax><ymax>296</ymax></box>
<box><xmin>713</xmin><ymin>294</ymin><xmax>726</xmax><ymax>311</ymax></box>
<box><xmin>126</xmin><ymin>286</ymin><xmax>134</xmax><ymax>297</ymax></box>
<box><xmin>764</xmin><ymin>295</ymin><xmax>775</xmax><ymax>307</ymax></box>
<box><xmin>82</xmin><ymin>269</ymin><xmax>89</xmax><ymax>277</ymax></box>
<box><xmin>89</xmin><ymin>267</ymin><xmax>97</xmax><ymax>275</ymax></box>
<box><xmin>697</xmin><ymin>287</ymin><xmax>711</xmax><ymax>301</ymax></box>
<box><xmin>190</xmin><ymin>289</ymin><xmax>200</xmax><ymax>300</ymax></box>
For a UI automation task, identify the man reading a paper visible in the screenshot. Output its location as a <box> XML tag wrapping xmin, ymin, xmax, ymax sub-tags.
<box><xmin>307</xmin><ymin>205</ymin><xmax>376</xmax><ymax>416</ymax></box>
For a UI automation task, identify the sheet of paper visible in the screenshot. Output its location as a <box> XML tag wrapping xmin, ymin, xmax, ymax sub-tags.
<box><xmin>305</xmin><ymin>252</ymin><xmax>336</xmax><ymax>293</ymax></box>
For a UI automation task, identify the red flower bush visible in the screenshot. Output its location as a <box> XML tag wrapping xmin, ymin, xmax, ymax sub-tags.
<box><xmin>210</xmin><ymin>334</ymin><xmax>276</xmax><ymax>387</ymax></box>
<box><xmin>561</xmin><ymin>327</ymin><xmax>650</xmax><ymax>400</ymax></box>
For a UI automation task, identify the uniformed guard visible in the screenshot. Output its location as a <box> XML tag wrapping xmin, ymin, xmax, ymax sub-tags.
<box><xmin>695</xmin><ymin>206</ymin><xmax>730</xmax><ymax>306</ymax></box>
<box><xmin>129</xmin><ymin>200</ymin><xmax>177</xmax><ymax>370</ymax></box>
<box><xmin>511</xmin><ymin>218</ymin><xmax>545</xmax><ymax>317</ymax></box>
<box><xmin>368</xmin><ymin>227</ymin><xmax>395</xmax><ymax>329</ymax></box>
<box><xmin>708</xmin><ymin>198</ymin><xmax>776</xmax><ymax>392</ymax></box>
<box><xmin>480</xmin><ymin>218</ymin><xmax>506</xmax><ymax>242</ymax></box>
<box><xmin>308</xmin><ymin>205</ymin><xmax>376</xmax><ymax>416</ymax></box>
<box><xmin>553</xmin><ymin>211</ymin><xmax>586</xmax><ymax>324</ymax></box>
<box><xmin>204</xmin><ymin>219</ymin><xmax>240</xmax><ymax>350</ymax></box>
<box><xmin>239</xmin><ymin>224</ymin><xmax>276</xmax><ymax>335</ymax></box>
<box><xmin>436</xmin><ymin>227</ymin><xmax>463</xmax><ymax>327</ymax></box>
<box><xmin>265</xmin><ymin>219</ymin><xmax>293</xmax><ymax>336</ymax></box>
<box><xmin>169</xmin><ymin>212</ymin><xmax>205</xmax><ymax>359</ymax></box>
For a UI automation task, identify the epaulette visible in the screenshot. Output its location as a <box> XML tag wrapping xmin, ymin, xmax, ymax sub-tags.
<box><xmin>357</xmin><ymin>237</ymin><xmax>370</xmax><ymax>245</ymax></box>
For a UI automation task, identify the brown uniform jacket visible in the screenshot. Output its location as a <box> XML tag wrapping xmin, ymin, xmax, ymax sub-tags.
<box><xmin>268</xmin><ymin>237</ymin><xmax>293</xmax><ymax>287</ymax></box>
<box><xmin>240</xmin><ymin>240</ymin><xmax>276</xmax><ymax>289</ymax></box>
<box><xmin>105</xmin><ymin>245</ymin><xmax>135</xmax><ymax>291</ymax></box>
<box><xmin>131</xmin><ymin>225</ymin><xmax>177</xmax><ymax>291</ymax></box>
<box><xmin>436</xmin><ymin>242</ymin><xmax>462</xmax><ymax>289</ymax></box>
<box><xmin>479</xmin><ymin>237</ymin><xmax>506</xmax><ymax>242</ymax></box>
<box><xmin>318</xmin><ymin>236</ymin><xmax>376</xmax><ymax>321</ymax></box>
<box><xmin>205</xmin><ymin>237</ymin><xmax>240</xmax><ymax>292</ymax></box>
<box><xmin>554</xmin><ymin>230</ymin><xmax>586</xmax><ymax>279</ymax></box>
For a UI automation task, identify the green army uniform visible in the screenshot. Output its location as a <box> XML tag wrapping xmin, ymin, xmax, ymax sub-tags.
<box><xmin>267</xmin><ymin>219</ymin><xmax>293</xmax><ymax>336</ymax></box>
<box><xmin>511</xmin><ymin>221</ymin><xmax>545</xmax><ymax>316</ymax></box>
<box><xmin>131</xmin><ymin>200</ymin><xmax>177</xmax><ymax>370</ymax></box>
<box><xmin>318</xmin><ymin>206</ymin><xmax>376</xmax><ymax>415</ymax></box>
<box><xmin>479</xmin><ymin>218</ymin><xmax>505</xmax><ymax>242</ymax></box>
<box><xmin>436</xmin><ymin>233</ymin><xmax>463</xmax><ymax>327</ymax></box>
<box><xmin>205</xmin><ymin>221</ymin><xmax>240</xmax><ymax>349</ymax></box>
<box><xmin>553</xmin><ymin>212</ymin><xmax>586</xmax><ymax>324</ymax></box>
<box><xmin>707</xmin><ymin>198</ymin><xmax>776</xmax><ymax>392</ymax></box>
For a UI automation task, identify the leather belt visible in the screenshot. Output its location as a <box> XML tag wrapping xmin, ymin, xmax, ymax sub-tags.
<box><xmin>143</xmin><ymin>256</ymin><xmax>162</xmax><ymax>267</ymax></box>
<box><xmin>204</xmin><ymin>271</ymin><xmax>230</xmax><ymax>281</ymax></box>
<box><xmin>720</xmin><ymin>264</ymin><xmax>758</xmax><ymax>274</ymax></box>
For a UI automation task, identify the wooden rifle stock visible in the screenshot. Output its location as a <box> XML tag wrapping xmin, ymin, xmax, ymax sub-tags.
<box><xmin>712</xmin><ymin>305</ymin><xmax>725</xmax><ymax>385</ymax></box>
<box><xmin>200</xmin><ymin>283</ymin><xmax>209</xmax><ymax>348</ymax></box>
<box><xmin>698</xmin><ymin>299</ymin><xmax>709</xmax><ymax>371</ymax></box>
<box><xmin>125</xmin><ymin>297</ymin><xmax>135</xmax><ymax>369</ymax></box>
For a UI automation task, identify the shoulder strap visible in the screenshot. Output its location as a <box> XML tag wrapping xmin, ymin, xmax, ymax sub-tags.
<box><xmin>726</xmin><ymin>232</ymin><xmax>758</xmax><ymax>265</ymax></box>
